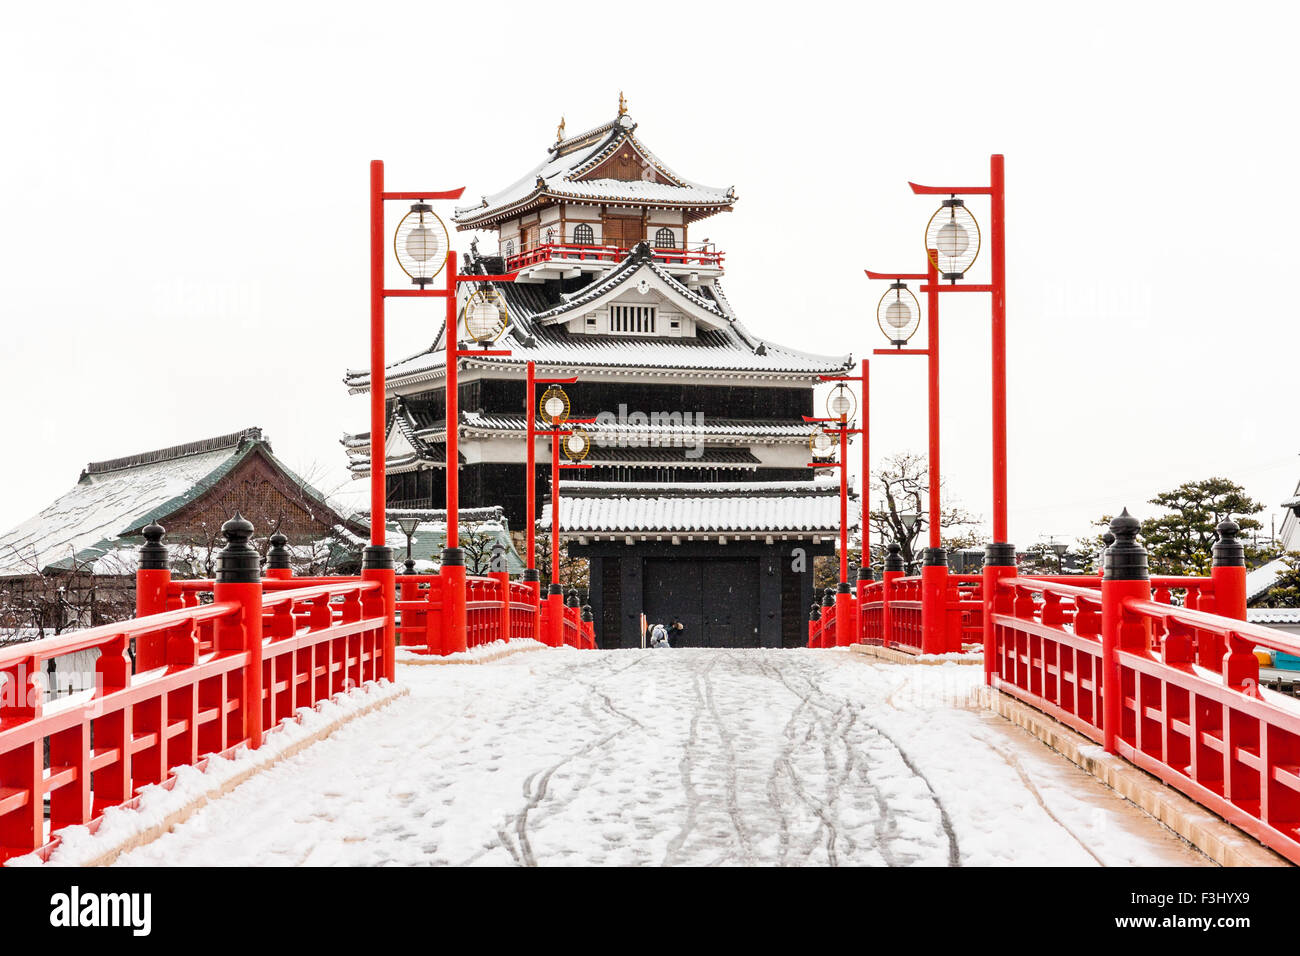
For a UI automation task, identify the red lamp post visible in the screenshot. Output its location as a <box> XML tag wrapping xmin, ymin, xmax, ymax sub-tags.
<box><xmin>866</xmin><ymin>251</ymin><xmax>953</xmax><ymax>653</ymax></box>
<box><xmin>368</xmin><ymin>160</ymin><xmax>517</xmax><ymax>656</ymax></box>
<box><xmin>804</xmin><ymin>370</ymin><xmax>867</xmax><ymax>647</ymax></box>
<box><xmin>905</xmin><ymin>155</ymin><xmax>1009</xmax><ymax>553</ymax></box>
<box><xmin>867</xmin><ymin>155</ymin><xmax>1011</xmax><ymax>660</ymax></box>
<box><xmin>534</xmin><ymin>383</ymin><xmax>595</xmax><ymax>647</ymax></box>
<box><xmin>524</xmin><ymin>362</ymin><xmax>578</xmax><ymax>641</ymax></box>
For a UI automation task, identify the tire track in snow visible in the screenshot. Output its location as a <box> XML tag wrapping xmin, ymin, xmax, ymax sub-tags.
<box><xmin>771</xmin><ymin>655</ymin><xmax>960</xmax><ymax>866</ymax></box>
<box><xmin>500</xmin><ymin>653</ymin><xmax>650</xmax><ymax>865</ymax></box>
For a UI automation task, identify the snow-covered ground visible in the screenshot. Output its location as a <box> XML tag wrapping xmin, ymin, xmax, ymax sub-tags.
<box><xmin>110</xmin><ymin>648</ymin><xmax>1208</xmax><ymax>866</ymax></box>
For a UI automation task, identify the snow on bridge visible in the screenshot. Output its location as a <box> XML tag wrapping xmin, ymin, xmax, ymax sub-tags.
<box><xmin>109</xmin><ymin>649</ymin><xmax>1205</xmax><ymax>867</ymax></box>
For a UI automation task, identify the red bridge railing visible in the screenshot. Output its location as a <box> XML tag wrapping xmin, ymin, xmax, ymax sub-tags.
<box><xmin>0</xmin><ymin>516</ymin><xmax>390</xmax><ymax>865</ymax></box>
<box><xmin>0</xmin><ymin>516</ymin><xmax>597</xmax><ymax>865</ymax></box>
<box><xmin>982</xmin><ymin>513</ymin><xmax>1300</xmax><ymax>863</ymax></box>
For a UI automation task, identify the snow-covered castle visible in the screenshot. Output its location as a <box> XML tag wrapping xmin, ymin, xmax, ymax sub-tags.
<box><xmin>345</xmin><ymin>101</ymin><xmax>855</xmax><ymax>648</ymax></box>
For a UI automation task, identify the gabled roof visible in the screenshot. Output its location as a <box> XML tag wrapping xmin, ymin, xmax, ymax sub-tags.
<box><xmin>543</xmin><ymin>479</ymin><xmax>857</xmax><ymax>536</ymax></box>
<box><xmin>343</xmin><ymin>246</ymin><xmax>852</xmax><ymax>394</ymax></box>
<box><xmin>0</xmin><ymin>428</ymin><xmax>362</xmax><ymax>576</ymax></box>
<box><xmin>452</xmin><ymin>113</ymin><xmax>735</xmax><ymax>229</ymax></box>
<box><xmin>343</xmin><ymin>398</ymin><xmax>464</xmax><ymax>477</ymax></box>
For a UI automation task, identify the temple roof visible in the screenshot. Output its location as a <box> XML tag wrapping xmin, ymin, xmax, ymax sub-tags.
<box><xmin>343</xmin><ymin>245</ymin><xmax>852</xmax><ymax>393</ymax></box>
<box><xmin>0</xmin><ymin>429</ymin><xmax>362</xmax><ymax>576</ymax></box>
<box><xmin>542</xmin><ymin>479</ymin><xmax>858</xmax><ymax>536</ymax></box>
<box><xmin>451</xmin><ymin>112</ymin><xmax>735</xmax><ymax>229</ymax></box>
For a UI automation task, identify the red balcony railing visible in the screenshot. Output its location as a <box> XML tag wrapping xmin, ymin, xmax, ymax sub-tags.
<box><xmin>504</xmin><ymin>241</ymin><xmax>724</xmax><ymax>273</ymax></box>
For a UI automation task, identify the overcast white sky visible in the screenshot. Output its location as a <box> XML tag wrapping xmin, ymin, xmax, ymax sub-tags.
<box><xmin>2</xmin><ymin>1</ymin><xmax>1296</xmax><ymax>549</ymax></box>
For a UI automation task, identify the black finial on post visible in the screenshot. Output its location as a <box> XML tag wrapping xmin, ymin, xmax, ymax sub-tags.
<box><xmin>566</xmin><ymin>588</ymin><xmax>580</xmax><ymax>608</ymax></box>
<box><xmin>139</xmin><ymin>522</ymin><xmax>168</xmax><ymax>570</ymax></box>
<box><xmin>362</xmin><ymin>544</ymin><xmax>395</xmax><ymax>571</ymax></box>
<box><xmin>1103</xmin><ymin>508</ymin><xmax>1148</xmax><ymax>581</ymax></box>
<box><xmin>216</xmin><ymin>513</ymin><xmax>261</xmax><ymax>583</ymax></box>
<box><xmin>581</xmin><ymin>604</ymin><xmax>593</xmax><ymax>623</ymax></box>
<box><xmin>984</xmin><ymin>541</ymin><xmax>1016</xmax><ymax>568</ymax></box>
<box><xmin>266</xmin><ymin>531</ymin><xmax>291</xmax><ymax>570</ymax></box>
<box><xmin>403</xmin><ymin>557</ymin><xmax>417</xmax><ymax>575</ymax></box>
<box><xmin>1212</xmin><ymin>517</ymin><xmax>1245</xmax><ymax>568</ymax></box>
<box><xmin>856</xmin><ymin>562</ymin><xmax>874</xmax><ymax>582</ymax></box>
<box><xmin>884</xmin><ymin>542</ymin><xmax>905</xmax><ymax>573</ymax></box>
<box><xmin>923</xmin><ymin>546</ymin><xmax>948</xmax><ymax>567</ymax></box>
<box><xmin>822</xmin><ymin>587</ymin><xmax>835</xmax><ymax>607</ymax></box>
<box><xmin>809</xmin><ymin>603</ymin><xmax>821</xmax><ymax>622</ymax></box>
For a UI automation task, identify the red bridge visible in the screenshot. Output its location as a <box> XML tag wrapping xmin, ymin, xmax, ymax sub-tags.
<box><xmin>0</xmin><ymin>156</ymin><xmax>1295</xmax><ymax>869</ymax></box>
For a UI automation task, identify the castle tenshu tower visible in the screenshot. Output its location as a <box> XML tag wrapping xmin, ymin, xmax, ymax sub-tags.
<box><xmin>344</xmin><ymin>103</ymin><xmax>857</xmax><ymax>648</ymax></box>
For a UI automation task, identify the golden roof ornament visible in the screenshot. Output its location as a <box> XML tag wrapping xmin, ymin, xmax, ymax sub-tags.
<box><xmin>618</xmin><ymin>91</ymin><xmax>627</xmax><ymax>116</ymax></box>
<box><xmin>556</xmin><ymin>116</ymin><xmax>565</xmax><ymax>142</ymax></box>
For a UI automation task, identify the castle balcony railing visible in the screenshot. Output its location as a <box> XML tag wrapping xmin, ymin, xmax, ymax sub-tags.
<box><xmin>504</xmin><ymin>240</ymin><xmax>724</xmax><ymax>274</ymax></box>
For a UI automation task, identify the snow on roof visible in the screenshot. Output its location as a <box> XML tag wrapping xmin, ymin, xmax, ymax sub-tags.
<box><xmin>1247</xmin><ymin>557</ymin><xmax>1289</xmax><ymax>603</ymax></box>
<box><xmin>0</xmin><ymin>429</ymin><xmax>363</xmax><ymax>577</ymax></box>
<box><xmin>1248</xmin><ymin>607</ymin><xmax>1300</xmax><ymax>625</ymax></box>
<box><xmin>343</xmin><ymin>256</ymin><xmax>851</xmax><ymax>394</ymax></box>
<box><xmin>452</xmin><ymin>113</ymin><xmax>734</xmax><ymax>228</ymax></box>
<box><xmin>542</xmin><ymin>478</ymin><xmax>854</xmax><ymax>535</ymax></box>
<box><xmin>0</xmin><ymin>443</ymin><xmax>241</xmax><ymax>577</ymax></box>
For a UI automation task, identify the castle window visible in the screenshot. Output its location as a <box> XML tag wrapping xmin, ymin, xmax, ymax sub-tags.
<box><xmin>610</xmin><ymin>304</ymin><xmax>656</xmax><ymax>334</ymax></box>
<box><xmin>573</xmin><ymin>223</ymin><xmax>594</xmax><ymax>245</ymax></box>
<box><xmin>545</xmin><ymin>227</ymin><xmax>555</xmax><ymax>244</ymax></box>
<box><xmin>504</xmin><ymin>239</ymin><xmax>515</xmax><ymax>257</ymax></box>
<box><xmin>654</xmin><ymin>227</ymin><xmax>676</xmax><ymax>249</ymax></box>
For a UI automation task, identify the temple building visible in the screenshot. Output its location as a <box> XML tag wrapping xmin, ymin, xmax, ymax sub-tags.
<box><xmin>344</xmin><ymin>102</ymin><xmax>855</xmax><ymax>648</ymax></box>
<box><xmin>0</xmin><ymin>428</ymin><xmax>366</xmax><ymax>637</ymax></box>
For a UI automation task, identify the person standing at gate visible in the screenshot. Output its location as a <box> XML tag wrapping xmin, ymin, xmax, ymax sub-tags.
<box><xmin>669</xmin><ymin>618</ymin><xmax>686</xmax><ymax>646</ymax></box>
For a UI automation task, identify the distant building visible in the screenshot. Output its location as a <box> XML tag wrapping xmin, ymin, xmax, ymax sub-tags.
<box><xmin>343</xmin><ymin>105</ymin><xmax>854</xmax><ymax>648</ymax></box>
<box><xmin>374</xmin><ymin>505</ymin><xmax>526</xmax><ymax>575</ymax></box>
<box><xmin>0</xmin><ymin>428</ymin><xmax>366</xmax><ymax>638</ymax></box>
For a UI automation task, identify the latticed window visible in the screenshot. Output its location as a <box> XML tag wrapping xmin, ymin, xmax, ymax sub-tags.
<box><xmin>654</xmin><ymin>227</ymin><xmax>676</xmax><ymax>249</ymax></box>
<box><xmin>609</xmin><ymin>304</ymin><xmax>656</xmax><ymax>334</ymax></box>
<box><xmin>574</xmin><ymin>223</ymin><xmax>594</xmax><ymax>245</ymax></box>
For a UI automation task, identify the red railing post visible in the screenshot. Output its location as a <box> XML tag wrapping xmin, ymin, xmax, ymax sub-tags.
<box><xmin>1209</xmin><ymin>518</ymin><xmax>1256</xmax><ymax>690</ymax></box>
<box><xmin>981</xmin><ymin>542</ymin><xmax>1017</xmax><ymax>685</ymax></box>
<box><xmin>855</xmin><ymin>566</ymin><xmax>871</xmax><ymax>643</ymax></box>
<box><xmin>882</xmin><ymin>543</ymin><xmax>904</xmax><ymax>647</ymax></box>
<box><xmin>0</xmin><ymin>652</ymin><xmax>44</xmax><ymax>852</ymax></box>
<box><xmin>522</xmin><ymin>569</ymin><xmax>541</xmax><ymax>643</ymax></box>
<box><xmin>361</xmin><ymin>542</ymin><xmax>396</xmax><ymax>681</ymax></box>
<box><xmin>135</xmin><ymin>522</ymin><xmax>171</xmax><ymax>671</ymax></box>
<box><xmin>213</xmin><ymin>514</ymin><xmax>265</xmax><ymax>749</ymax></box>
<box><xmin>1208</xmin><ymin>517</ymin><xmax>1247</xmax><ymax>672</ymax></box>
<box><xmin>494</xmin><ymin>569</ymin><xmax>511</xmax><ymax>644</ymax></box>
<box><xmin>440</xmin><ymin>551</ymin><xmax>468</xmax><ymax>655</ymax></box>
<box><xmin>818</xmin><ymin>588</ymin><xmax>835</xmax><ymax>648</ymax></box>
<box><xmin>920</xmin><ymin>549</ymin><xmax>949</xmax><ymax>655</ymax></box>
<box><xmin>564</xmin><ymin>589</ymin><xmax>581</xmax><ymax>648</ymax></box>
<box><xmin>1100</xmin><ymin>511</ymin><xmax>1151</xmax><ymax>755</ymax></box>
<box><xmin>545</xmin><ymin>585</ymin><xmax>564</xmax><ymax>648</ymax></box>
<box><xmin>834</xmin><ymin>582</ymin><xmax>856</xmax><ymax>647</ymax></box>
<box><xmin>808</xmin><ymin>602</ymin><xmax>821</xmax><ymax>647</ymax></box>
<box><xmin>581</xmin><ymin>604</ymin><xmax>595</xmax><ymax>649</ymax></box>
